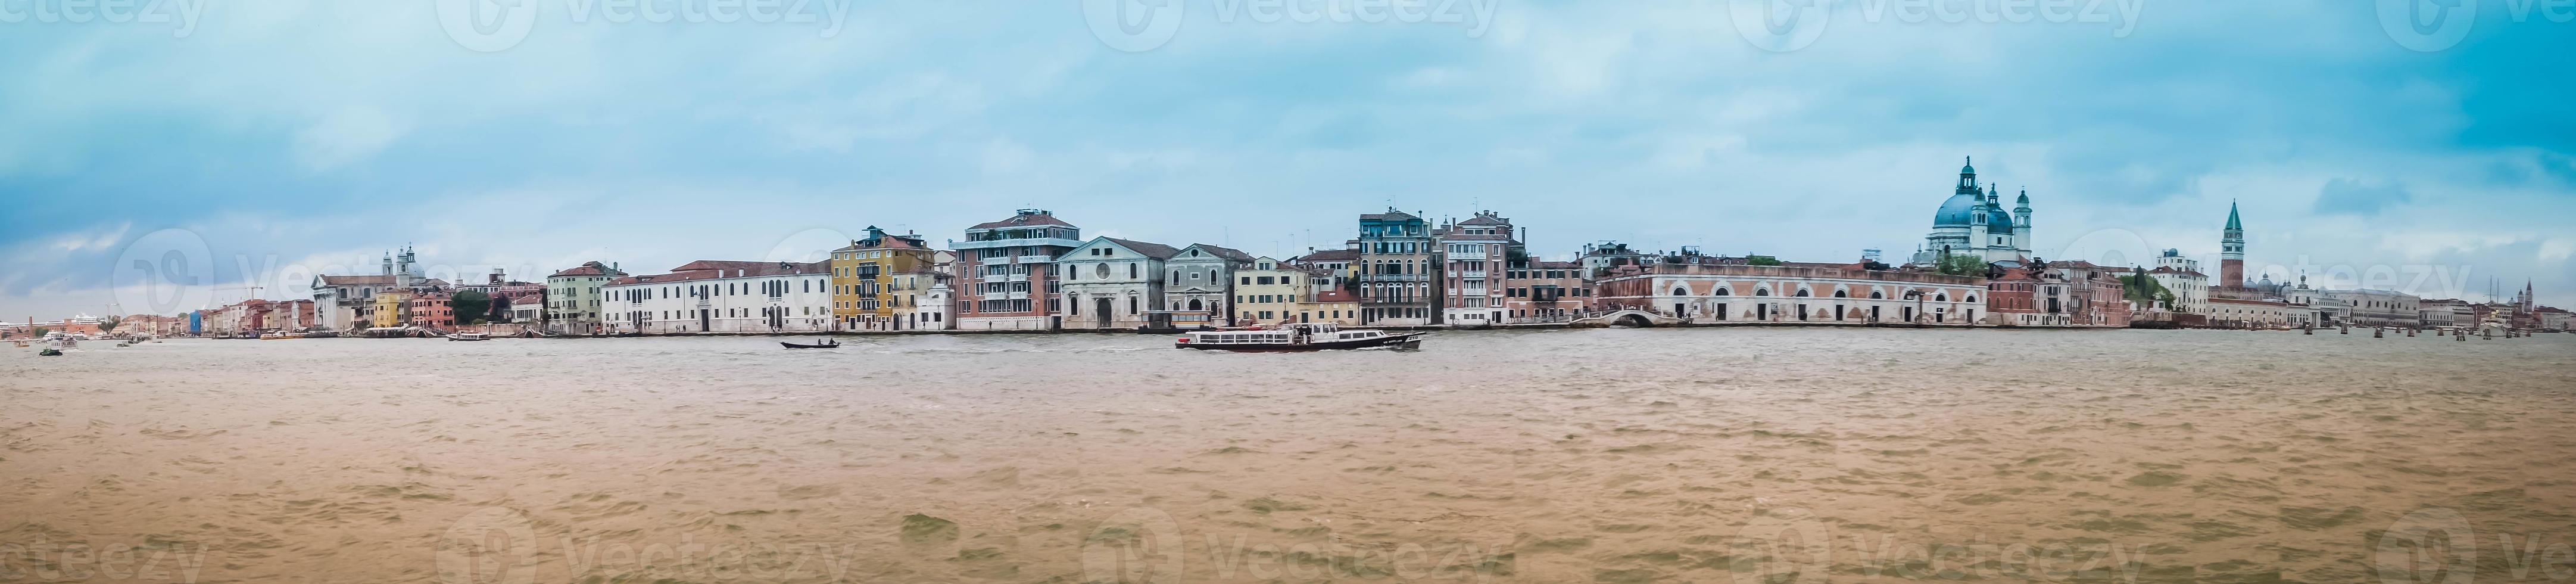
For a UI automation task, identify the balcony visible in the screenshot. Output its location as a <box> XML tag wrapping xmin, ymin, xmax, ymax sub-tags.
<box><xmin>1458</xmin><ymin>271</ymin><xmax>1489</xmax><ymax>279</ymax></box>
<box><xmin>950</xmin><ymin>237</ymin><xmax>1086</xmax><ymax>251</ymax></box>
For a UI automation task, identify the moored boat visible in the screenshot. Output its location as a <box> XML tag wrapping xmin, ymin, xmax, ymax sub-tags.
<box><xmin>781</xmin><ymin>338</ymin><xmax>840</xmax><ymax>349</ymax></box>
<box><xmin>447</xmin><ymin>332</ymin><xmax>491</xmax><ymax>341</ymax></box>
<box><xmin>1175</xmin><ymin>323</ymin><xmax>1424</xmax><ymax>352</ymax></box>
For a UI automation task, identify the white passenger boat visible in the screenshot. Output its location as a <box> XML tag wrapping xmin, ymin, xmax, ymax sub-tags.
<box><xmin>1174</xmin><ymin>323</ymin><xmax>1424</xmax><ymax>352</ymax></box>
<box><xmin>447</xmin><ymin>332</ymin><xmax>491</xmax><ymax>341</ymax></box>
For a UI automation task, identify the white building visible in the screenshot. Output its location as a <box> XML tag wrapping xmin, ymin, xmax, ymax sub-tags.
<box><xmin>1596</xmin><ymin>263</ymin><xmax>1989</xmax><ymax>326</ymax></box>
<box><xmin>1439</xmin><ymin>211</ymin><xmax>1518</xmax><ymax>325</ymax></box>
<box><xmin>1058</xmin><ymin>237</ymin><xmax>1179</xmax><ymax>331</ymax></box>
<box><xmin>2143</xmin><ymin>248</ymin><xmax>2210</xmax><ymax>315</ymax></box>
<box><xmin>1911</xmin><ymin>158</ymin><xmax>2034</xmax><ymax>265</ymax></box>
<box><xmin>2325</xmin><ymin>289</ymin><xmax>2421</xmax><ymax>328</ymax></box>
<box><xmin>600</xmin><ymin>260</ymin><xmax>834</xmax><ymax>334</ymax></box>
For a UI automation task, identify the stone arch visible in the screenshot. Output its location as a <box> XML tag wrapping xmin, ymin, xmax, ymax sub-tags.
<box><xmin>1615</xmin><ymin>313</ymin><xmax>1655</xmax><ymax>328</ymax></box>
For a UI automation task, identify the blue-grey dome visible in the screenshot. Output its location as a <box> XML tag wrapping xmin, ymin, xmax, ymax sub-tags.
<box><xmin>1986</xmin><ymin>206</ymin><xmax>2017</xmax><ymax>232</ymax></box>
<box><xmin>1933</xmin><ymin>192</ymin><xmax>1984</xmax><ymax>227</ymax></box>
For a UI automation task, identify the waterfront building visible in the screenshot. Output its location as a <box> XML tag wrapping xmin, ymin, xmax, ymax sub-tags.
<box><xmin>1354</xmin><ymin>208</ymin><xmax>1440</xmax><ymax>326</ymax></box>
<box><xmin>600</xmin><ymin>260</ymin><xmax>835</xmax><ymax>334</ymax></box>
<box><xmin>2420</xmin><ymin>298</ymin><xmax>2474</xmax><ymax>329</ymax></box>
<box><xmin>1437</xmin><ymin>211</ymin><xmax>1520</xmax><ymax>325</ymax></box>
<box><xmin>2538</xmin><ymin>307</ymin><xmax>2571</xmax><ymax>331</ymax></box>
<box><xmin>2048</xmin><ymin>261</ymin><xmax>2134</xmax><ymax>327</ymax></box>
<box><xmin>1286</xmin><ymin>247</ymin><xmax>1356</xmax><ymax>290</ymax></box>
<box><xmin>1986</xmin><ymin>263</ymin><xmax>2072</xmax><ymax>327</ymax></box>
<box><xmin>829</xmin><ymin>226</ymin><xmax>943</xmax><ymax>331</ymax></box>
<box><xmin>2207</xmin><ymin>297</ymin><xmax>2296</xmax><ymax>328</ymax></box>
<box><xmin>1057</xmin><ymin>237</ymin><xmax>1180</xmax><ymax>331</ymax></box>
<box><xmin>919</xmin><ymin>251</ymin><xmax>956</xmax><ymax>330</ymax></box>
<box><xmin>1234</xmin><ymin>257</ymin><xmax>1362</xmax><ymax>326</ymax></box>
<box><xmin>1504</xmin><ymin>260</ymin><xmax>1590</xmax><ymax>324</ymax></box>
<box><xmin>1579</xmin><ymin>241</ymin><xmax>1650</xmax><ymax>279</ymax></box>
<box><xmin>2144</xmin><ymin>248</ymin><xmax>2210</xmax><ymax>315</ymax></box>
<box><xmin>1164</xmin><ymin>243</ymin><xmax>1256</xmax><ymax>324</ymax></box>
<box><xmin>371</xmin><ymin>289</ymin><xmax>410</xmax><ymax>328</ymax></box>
<box><xmin>406</xmin><ymin>291</ymin><xmax>458</xmax><ymax>329</ymax></box>
<box><xmin>545</xmin><ymin>261</ymin><xmax>627</xmax><ymax>334</ymax></box>
<box><xmin>1910</xmin><ymin>158</ymin><xmax>2034</xmax><ymax>265</ymax></box>
<box><xmin>950</xmin><ymin>209</ymin><xmax>1082</xmax><ymax>331</ymax></box>
<box><xmin>2324</xmin><ymin>289</ymin><xmax>2421</xmax><ymax>328</ymax></box>
<box><xmin>310</xmin><ymin>246</ymin><xmax>424</xmax><ymax>331</ymax></box>
<box><xmin>1593</xmin><ymin>261</ymin><xmax>1987</xmax><ymax>325</ymax></box>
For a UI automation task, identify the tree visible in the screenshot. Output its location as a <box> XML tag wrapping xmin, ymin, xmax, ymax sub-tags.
<box><xmin>1747</xmin><ymin>255</ymin><xmax>1783</xmax><ymax>266</ymax></box>
<box><xmin>488</xmin><ymin>294</ymin><xmax>513</xmax><ymax>324</ymax></box>
<box><xmin>1936</xmin><ymin>253</ymin><xmax>1989</xmax><ymax>277</ymax></box>
<box><xmin>96</xmin><ymin>316</ymin><xmax>121</xmax><ymax>334</ymax></box>
<box><xmin>450</xmin><ymin>290</ymin><xmax>492</xmax><ymax>327</ymax></box>
<box><xmin>31</xmin><ymin>327</ymin><xmax>49</xmax><ymax>338</ymax></box>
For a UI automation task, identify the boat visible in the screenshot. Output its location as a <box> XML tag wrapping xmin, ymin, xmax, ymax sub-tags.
<box><xmin>38</xmin><ymin>347</ymin><xmax>62</xmax><ymax>356</ymax></box>
<box><xmin>781</xmin><ymin>339</ymin><xmax>840</xmax><ymax>349</ymax></box>
<box><xmin>260</xmin><ymin>331</ymin><xmax>305</xmax><ymax>340</ymax></box>
<box><xmin>447</xmin><ymin>332</ymin><xmax>491</xmax><ymax>341</ymax></box>
<box><xmin>1175</xmin><ymin>322</ymin><xmax>1425</xmax><ymax>352</ymax></box>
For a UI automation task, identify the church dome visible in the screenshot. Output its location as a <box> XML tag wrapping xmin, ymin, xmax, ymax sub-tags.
<box><xmin>1933</xmin><ymin>192</ymin><xmax>1984</xmax><ymax>228</ymax></box>
<box><xmin>1986</xmin><ymin>204</ymin><xmax>2017</xmax><ymax>232</ymax></box>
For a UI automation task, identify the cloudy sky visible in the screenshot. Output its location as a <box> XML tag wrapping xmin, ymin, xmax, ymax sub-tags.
<box><xmin>3</xmin><ymin>0</ymin><xmax>2571</xmax><ymax>318</ymax></box>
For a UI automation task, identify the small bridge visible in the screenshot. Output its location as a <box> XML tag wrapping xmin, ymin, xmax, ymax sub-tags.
<box><xmin>1570</xmin><ymin>309</ymin><xmax>1685</xmax><ymax>328</ymax></box>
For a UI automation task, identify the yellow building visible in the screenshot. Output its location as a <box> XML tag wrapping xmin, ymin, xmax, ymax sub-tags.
<box><xmin>1233</xmin><ymin>257</ymin><xmax>1362</xmax><ymax>327</ymax></box>
<box><xmin>370</xmin><ymin>289</ymin><xmax>410</xmax><ymax>328</ymax></box>
<box><xmin>830</xmin><ymin>226</ymin><xmax>944</xmax><ymax>331</ymax></box>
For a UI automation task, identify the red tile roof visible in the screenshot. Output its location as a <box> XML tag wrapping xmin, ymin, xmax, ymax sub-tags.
<box><xmin>1102</xmin><ymin>237</ymin><xmax>1181</xmax><ymax>260</ymax></box>
<box><xmin>549</xmin><ymin>262</ymin><xmax>624</xmax><ymax>278</ymax></box>
<box><xmin>1292</xmin><ymin>248</ymin><xmax>1358</xmax><ymax>262</ymax></box>
<box><xmin>609</xmin><ymin>260</ymin><xmax>829</xmax><ymax>286</ymax></box>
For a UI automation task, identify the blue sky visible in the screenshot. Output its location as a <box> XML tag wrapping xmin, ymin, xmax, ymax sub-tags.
<box><xmin>3</xmin><ymin>1</ymin><xmax>2572</xmax><ymax>318</ymax></box>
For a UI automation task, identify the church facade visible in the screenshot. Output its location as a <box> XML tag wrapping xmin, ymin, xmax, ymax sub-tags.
<box><xmin>1911</xmin><ymin>157</ymin><xmax>2034</xmax><ymax>266</ymax></box>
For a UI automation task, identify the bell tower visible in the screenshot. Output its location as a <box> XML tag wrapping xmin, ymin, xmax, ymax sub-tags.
<box><xmin>2220</xmin><ymin>201</ymin><xmax>2246</xmax><ymax>288</ymax></box>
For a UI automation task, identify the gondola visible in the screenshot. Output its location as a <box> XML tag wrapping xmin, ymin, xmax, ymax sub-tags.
<box><xmin>781</xmin><ymin>339</ymin><xmax>841</xmax><ymax>349</ymax></box>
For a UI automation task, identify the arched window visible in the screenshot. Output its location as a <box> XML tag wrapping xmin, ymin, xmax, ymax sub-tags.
<box><xmin>1794</xmin><ymin>289</ymin><xmax>1811</xmax><ymax>297</ymax></box>
<box><xmin>1673</xmin><ymin>287</ymin><xmax>1690</xmax><ymax>297</ymax></box>
<box><xmin>1965</xmin><ymin>294</ymin><xmax>1979</xmax><ymax>303</ymax></box>
<box><xmin>1935</xmin><ymin>294</ymin><xmax>1949</xmax><ymax>302</ymax></box>
<box><xmin>1870</xmin><ymin>291</ymin><xmax>1885</xmax><ymax>299</ymax></box>
<box><xmin>1713</xmin><ymin>288</ymin><xmax>1730</xmax><ymax>296</ymax></box>
<box><xmin>1833</xmin><ymin>289</ymin><xmax>1849</xmax><ymax>298</ymax></box>
<box><xmin>1755</xmin><ymin>288</ymin><xmax>1771</xmax><ymax>296</ymax></box>
<box><xmin>1128</xmin><ymin>263</ymin><xmax>1139</xmax><ymax>279</ymax></box>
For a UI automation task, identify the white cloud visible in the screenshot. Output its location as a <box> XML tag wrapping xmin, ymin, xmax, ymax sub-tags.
<box><xmin>293</xmin><ymin>107</ymin><xmax>410</xmax><ymax>171</ymax></box>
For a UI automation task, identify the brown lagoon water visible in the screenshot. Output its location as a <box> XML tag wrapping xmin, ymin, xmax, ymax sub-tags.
<box><xmin>3</xmin><ymin>329</ymin><xmax>2573</xmax><ymax>583</ymax></box>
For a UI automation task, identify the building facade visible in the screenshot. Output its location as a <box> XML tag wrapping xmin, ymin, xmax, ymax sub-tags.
<box><xmin>831</xmin><ymin>226</ymin><xmax>943</xmax><ymax>331</ymax></box>
<box><xmin>1058</xmin><ymin>237</ymin><xmax>1180</xmax><ymax>331</ymax></box>
<box><xmin>1164</xmin><ymin>244</ymin><xmax>1255</xmax><ymax>322</ymax></box>
<box><xmin>310</xmin><ymin>246</ymin><xmax>425</xmax><ymax>331</ymax></box>
<box><xmin>1355</xmin><ymin>208</ymin><xmax>1440</xmax><ymax>326</ymax></box>
<box><xmin>2145</xmin><ymin>248</ymin><xmax>2210</xmax><ymax>315</ymax></box>
<box><xmin>1595</xmin><ymin>263</ymin><xmax>1988</xmax><ymax>326</ymax></box>
<box><xmin>2325</xmin><ymin>289</ymin><xmax>2422</xmax><ymax>328</ymax></box>
<box><xmin>1503</xmin><ymin>260</ymin><xmax>1590</xmax><ymax>324</ymax></box>
<box><xmin>545</xmin><ymin>261</ymin><xmax>627</xmax><ymax>334</ymax></box>
<box><xmin>950</xmin><ymin>210</ymin><xmax>1081</xmax><ymax>331</ymax></box>
<box><xmin>601</xmin><ymin>261</ymin><xmax>835</xmax><ymax>334</ymax></box>
<box><xmin>1437</xmin><ymin>211</ymin><xmax>1519</xmax><ymax>326</ymax></box>
<box><xmin>2207</xmin><ymin>297</ymin><xmax>2296</xmax><ymax>328</ymax></box>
